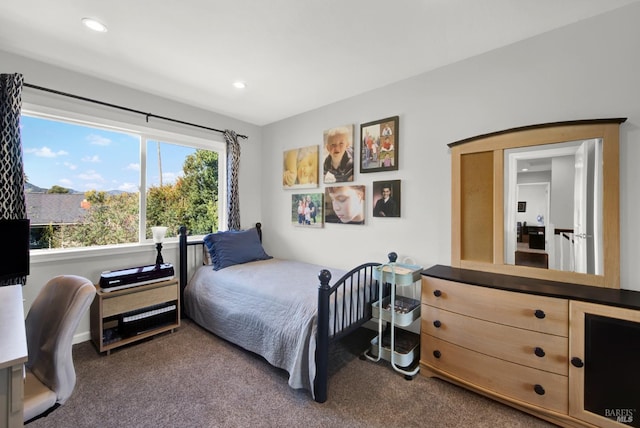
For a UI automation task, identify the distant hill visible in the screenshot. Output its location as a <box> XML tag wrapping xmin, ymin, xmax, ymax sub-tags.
<box><xmin>24</xmin><ymin>182</ymin><xmax>49</xmax><ymax>193</ymax></box>
<box><xmin>24</xmin><ymin>182</ymin><xmax>128</xmax><ymax>195</ymax></box>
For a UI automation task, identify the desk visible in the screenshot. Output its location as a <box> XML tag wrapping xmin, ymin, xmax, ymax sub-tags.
<box><xmin>0</xmin><ymin>285</ymin><xmax>27</xmax><ymax>428</ymax></box>
<box><xmin>527</xmin><ymin>226</ymin><xmax>545</xmax><ymax>250</ymax></box>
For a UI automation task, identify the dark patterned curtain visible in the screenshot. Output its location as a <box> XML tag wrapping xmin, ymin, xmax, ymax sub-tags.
<box><xmin>0</xmin><ymin>73</ymin><xmax>27</xmax><ymax>286</ymax></box>
<box><xmin>224</xmin><ymin>129</ymin><xmax>241</xmax><ymax>230</ymax></box>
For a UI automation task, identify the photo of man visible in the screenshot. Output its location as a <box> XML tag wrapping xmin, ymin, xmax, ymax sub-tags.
<box><xmin>373</xmin><ymin>180</ymin><xmax>400</xmax><ymax>217</ymax></box>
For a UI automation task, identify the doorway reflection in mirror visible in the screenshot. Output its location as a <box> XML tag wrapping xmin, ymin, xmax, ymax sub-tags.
<box><xmin>505</xmin><ymin>138</ymin><xmax>603</xmax><ymax>275</ymax></box>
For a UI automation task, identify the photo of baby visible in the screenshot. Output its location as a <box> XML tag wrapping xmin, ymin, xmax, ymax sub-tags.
<box><xmin>282</xmin><ymin>145</ymin><xmax>319</xmax><ymax>189</ymax></box>
<box><xmin>322</xmin><ymin>125</ymin><xmax>354</xmax><ymax>183</ymax></box>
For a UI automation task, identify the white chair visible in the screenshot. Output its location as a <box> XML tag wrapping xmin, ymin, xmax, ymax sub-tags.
<box><xmin>23</xmin><ymin>275</ymin><xmax>96</xmax><ymax>424</ymax></box>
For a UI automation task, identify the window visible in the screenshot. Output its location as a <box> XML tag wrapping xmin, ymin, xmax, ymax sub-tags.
<box><xmin>21</xmin><ymin>112</ymin><xmax>224</xmax><ymax>250</ymax></box>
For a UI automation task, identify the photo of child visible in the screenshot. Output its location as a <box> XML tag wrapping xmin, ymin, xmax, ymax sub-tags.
<box><xmin>322</xmin><ymin>125</ymin><xmax>354</xmax><ymax>183</ymax></box>
<box><xmin>282</xmin><ymin>145</ymin><xmax>319</xmax><ymax>189</ymax></box>
<box><xmin>324</xmin><ymin>185</ymin><xmax>365</xmax><ymax>225</ymax></box>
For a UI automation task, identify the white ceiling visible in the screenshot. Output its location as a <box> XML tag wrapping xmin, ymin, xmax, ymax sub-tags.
<box><xmin>1</xmin><ymin>0</ymin><xmax>637</xmax><ymax>126</ymax></box>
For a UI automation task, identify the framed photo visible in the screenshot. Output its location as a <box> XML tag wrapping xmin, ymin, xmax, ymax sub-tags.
<box><xmin>322</xmin><ymin>125</ymin><xmax>354</xmax><ymax>183</ymax></box>
<box><xmin>283</xmin><ymin>145</ymin><xmax>319</xmax><ymax>189</ymax></box>
<box><xmin>372</xmin><ymin>180</ymin><xmax>401</xmax><ymax>217</ymax></box>
<box><xmin>324</xmin><ymin>185</ymin><xmax>365</xmax><ymax>225</ymax></box>
<box><xmin>517</xmin><ymin>201</ymin><xmax>526</xmax><ymax>212</ymax></box>
<box><xmin>292</xmin><ymin>193</ymin><xmax>323</xmax><ymax>227</ymax></box>
<box><xmin>360</xmin><ymin>116</ymin><xmax>399</xmax><ymax>173</ymax></box>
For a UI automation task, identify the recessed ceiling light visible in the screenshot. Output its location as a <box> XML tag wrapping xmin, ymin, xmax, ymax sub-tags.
<box><xmin>82</xmin><ymin>18</ymin><xmax>108</xmax><ymax>33</ymax></box>
<box><xmin>233</xmin><ymin>81</ymin><xmax>246</xmax><ymax>89</ymax></box>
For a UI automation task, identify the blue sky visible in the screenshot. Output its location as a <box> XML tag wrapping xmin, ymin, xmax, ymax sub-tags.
<box><xmin>21</xmin><ymin>115</ymin><xmax>195</xmax><ymax>193</ymax></box>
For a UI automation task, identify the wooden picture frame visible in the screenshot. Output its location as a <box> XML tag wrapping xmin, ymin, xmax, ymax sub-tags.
<box><xmin>360</xmin><ymin>116</ymin><xmax>399</xmax><ymax>173</ymax></box>
<box><xmin>282</xmin><ymin>145</ymin><xmax>319</xmax><ymax>189</ymax></box>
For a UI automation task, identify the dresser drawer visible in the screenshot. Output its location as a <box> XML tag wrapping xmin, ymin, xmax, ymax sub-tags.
<box><xmin>102</xmin><ymin>283</ymin><xmax>178</xmax><ymax>318</ymax></box>
<box><xmin>422</xmin><ymin>277</ymin><xmax>568</xmax><ymax>336</ymax></box>
<box><xmin>421</xmin><ymin>334</ymin><xmax>568</xmax><ymax>414</ymax></box>
<box><xmin>422</xmin><ymin>307</ymin><xmax>568</xmax><ymax>375</ymax></box>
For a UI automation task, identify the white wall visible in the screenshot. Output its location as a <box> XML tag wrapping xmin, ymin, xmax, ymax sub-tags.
<box><xmin>261</xmin><ymin>3</ymin><xmax>640</xmax><ymax>292</ymax></box>
<box><xmin>550</xmin><ymin>156</ymin><xmax>576</xmax><ymax>229</ymax></box>
<box><xmin>516</xmin><ymin>184</ymin><xmax>548</xmax><ymax>227</ymax></box>
<box><xmin>5</xmin><ymin>3</ymin><xmax>640</xmax><ymax>346</ymax></box>
<box><xmin>1</xmin><ymin>50</ymin><xmax>263</xmax><ymax>342</ymax></box>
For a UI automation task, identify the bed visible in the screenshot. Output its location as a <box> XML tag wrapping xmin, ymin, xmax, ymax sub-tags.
<box><xmin>178</xmin><ymin>223</ymin><xmax>386</xmax><ymax>403</ymax></box>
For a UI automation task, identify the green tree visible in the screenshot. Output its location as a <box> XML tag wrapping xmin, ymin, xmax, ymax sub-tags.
<box><xmin>181</xmin><ymin>149</ymin><xmax>218</xmax><ymax>234</ymax></box>
<box><xmin>47</xmin><ymin>185</ymin><xmax>70</xmax><ymax>194</ymax></box>
<box><xmin>146</xmin><ymin>149</ymin><xmax>219</xmax><ymax>237</ymax></box>
<box><xmin>47</xmin><ymin>148</ymin><xmax>219</xmax><ymax>248</ymax></box>
<box><xmin>66</xmin><ymin>192</ymin><xmax>139</xmax><ymax>246</ymax></box>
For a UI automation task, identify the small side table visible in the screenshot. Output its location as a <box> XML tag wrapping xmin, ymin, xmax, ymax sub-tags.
<box><xmin>90</xmin><ymin>278</ymin><xmax>180</xmax><ymax>355</ymax></box>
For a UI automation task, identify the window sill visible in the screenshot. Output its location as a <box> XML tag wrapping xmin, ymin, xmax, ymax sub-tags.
<box><xmin>30</xmin><ymin>240</ymin><xmax>179</xmax><ymax>264</ymax></box>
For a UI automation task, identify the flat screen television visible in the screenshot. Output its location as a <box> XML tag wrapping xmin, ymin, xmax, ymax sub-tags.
<box><xmin>0</xmin><ymin>218</ymin><xmax>30</xmax><ymax>282</ymax></box>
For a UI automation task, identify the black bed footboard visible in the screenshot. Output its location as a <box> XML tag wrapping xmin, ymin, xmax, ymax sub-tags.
<box><xmin>314</xmin><ymin>262</ymin><xmax>383</xmax><ymax>403</ymax></box>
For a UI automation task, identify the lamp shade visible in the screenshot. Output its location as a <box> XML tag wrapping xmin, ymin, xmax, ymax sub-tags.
<box><xmin>151</xmin><ymin>226</ymin><xmax>167</xmax><ymax>243</ymax></box>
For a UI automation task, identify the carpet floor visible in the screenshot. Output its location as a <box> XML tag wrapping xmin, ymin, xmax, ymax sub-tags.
<box><xmin>29</xmin><ymin>320</ymin><xmax>557</xmax><ymax>427</ymax></box>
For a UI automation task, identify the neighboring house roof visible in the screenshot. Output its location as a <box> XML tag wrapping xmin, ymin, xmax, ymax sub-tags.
<box><xmin>25</xmin><ymin>193</ymin><xmax>88</xmax><ymax>226</ymax></box>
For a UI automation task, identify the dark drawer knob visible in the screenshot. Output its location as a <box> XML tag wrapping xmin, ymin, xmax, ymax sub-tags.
<box><xmin>433</xmin><ymin>350</ymin><xmax>441</xmax><ymax>359</ymax></box>
<box><xmin>433</xmin><ymin>320</ymin><xmax>442</xmax><ymax>328</ymax></box>
<box><xmin>571</xmin><ymin>357</ymin><xmax>584</xmax><ymax>368</ymax></box>
<box><xmin>433</xmin><ymin>289</ymin><xmax>442</xmax><ymax>297</ymax></box>
<box><xmin>534</xmin><ymin>309</ymin><xmax>546</xmax><ymax>319</ymax></box>
<box><xmin>534</xmin><ymin>384</ymin><xmax>545</xmax><ymax>395</ymax></box>
<box><xmin>534</xmin><ymin>347</ymin><xmax>545</xmax><ymax>358</ymax></box>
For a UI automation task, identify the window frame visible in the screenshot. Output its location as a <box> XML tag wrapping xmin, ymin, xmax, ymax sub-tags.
<box><xmin>21</xmin><ymin>103</ymin><xmax>227</xmax><ymax>258</ymax></box>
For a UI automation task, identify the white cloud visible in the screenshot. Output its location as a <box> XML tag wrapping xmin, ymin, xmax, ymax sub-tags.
<box><xmin>162</xmin><ymin>172</ymin><xmax>179</xmax><ymax>183</ymax></box>
<box><xmin>64</xmin><ymin>162</ymin><xmax>77</xmax><ymax>170</ymax></box>
<box><xmin>87</xmin><ymin>134</ymin><xmax>112</xmax><ymax>146</ymax></box>
<box><xmin>58</xmin><ymin>178</ymin><xmax>73</xmax><ymax>186</ymax></box>
<box><xmin>24</xmin><ymin>146</ymin><xmax>68</xmax><ymax>158</ymax></box>
<box><xmin>118</xmin><ymin>182</ymin><xmax>138</xmax><ymax>192</ymax></box>
<box><xmin>81</xmin><ymin>155</ymin><xmax>101</xmax><ymax>163</ymax></box>
<box><xmin>126</xmin><ymin>163</ymin><xmax>140</xmax><ymax>171</ymax></box>
<box><xmin>77</xmin><ymin>170</ymin><xmax>104</xmax><ymax>182</ymax></box>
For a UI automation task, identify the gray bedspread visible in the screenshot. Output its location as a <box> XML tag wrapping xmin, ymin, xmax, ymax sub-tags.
<box><xmin>184</xmin><ymin>258</ymin><xmax>347</xmax><ymax>397</ymax></box>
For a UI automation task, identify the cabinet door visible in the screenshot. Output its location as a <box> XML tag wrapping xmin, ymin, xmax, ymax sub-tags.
<box><xmin>569</xmin><ymin>301</ymin><xmax>640</xmax><ymax>428</ymax></box>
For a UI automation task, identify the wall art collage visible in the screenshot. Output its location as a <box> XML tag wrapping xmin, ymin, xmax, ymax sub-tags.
<box><xmin>284</xmin><ymin>116</ymin><xmax>401</xmax><ymax>227</ymax></box>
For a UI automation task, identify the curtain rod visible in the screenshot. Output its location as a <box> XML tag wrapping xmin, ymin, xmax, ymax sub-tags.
<box><xmin>23</xmin><ymin>82</ymin><xmax>248</xmax><ymax>139</ymax></box>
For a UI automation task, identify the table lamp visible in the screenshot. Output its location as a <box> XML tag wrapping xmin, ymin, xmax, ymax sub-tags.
<box><xmin>151</xmin><ymin>226</ymin><xmax>167</xmax><ymax>266</ymax></box>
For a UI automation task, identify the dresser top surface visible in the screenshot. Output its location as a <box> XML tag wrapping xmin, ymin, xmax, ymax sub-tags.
<box><xmin>422</xmin><ymin>265</ymin><xmax>640</xmax><ymax>311</ymax></box>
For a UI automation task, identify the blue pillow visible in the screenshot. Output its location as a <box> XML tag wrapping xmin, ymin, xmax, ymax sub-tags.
<box><xmin>203</xmin><ymin>228</ymin><xmax>271</xmax><ymax>271</ymax></box>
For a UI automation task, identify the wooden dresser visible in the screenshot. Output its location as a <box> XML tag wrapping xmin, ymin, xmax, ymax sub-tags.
<box><xmin>421</xmin><ymin>265</ymin><xmax>640</xmax><ymax>428</ymax></box>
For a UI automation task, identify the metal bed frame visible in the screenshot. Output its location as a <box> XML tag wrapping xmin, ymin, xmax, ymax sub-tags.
<box><xmin>178</xmin><ymin>223</ymin><xmax>385</xmax><ymax>402</ymax></box>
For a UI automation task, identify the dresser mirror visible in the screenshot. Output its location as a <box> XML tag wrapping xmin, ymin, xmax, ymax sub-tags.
<box><xmin>504</xmin><ymin>138</ymin><xmax>603</xmax><ymax>275</ymax></box>
<box><xmin>450</xmin><ymin>119</ymin><xmax>625</xmax><ymax>288</ymax></box>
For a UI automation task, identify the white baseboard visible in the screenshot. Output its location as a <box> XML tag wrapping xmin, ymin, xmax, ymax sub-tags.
<box><xmin>73</xmin><ymin>331</ymin><xmax>91</xmax><ymax>345</ymax></box>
